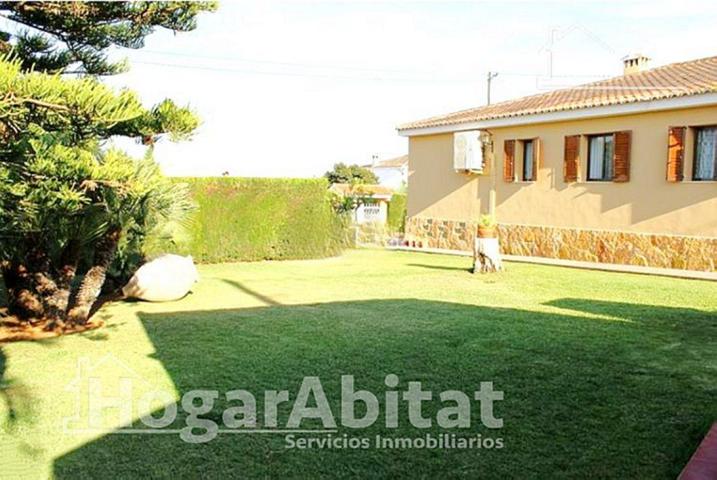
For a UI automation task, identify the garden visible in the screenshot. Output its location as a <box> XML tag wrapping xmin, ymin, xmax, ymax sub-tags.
<box><xmin>2</xmin><ymin>249</ymin><xmax>716</xmax><ymax>478</ymax></box>
<box><xmin>1</xmin><ymin>3</ymin><xmax>716</xmax><ymax>479</ymax></box>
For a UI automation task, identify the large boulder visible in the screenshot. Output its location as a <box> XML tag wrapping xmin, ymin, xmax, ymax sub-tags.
<box><xmin>122</xmin><ymin>254</ymin><xmax>199</xmax><ymax>302</ymax></box>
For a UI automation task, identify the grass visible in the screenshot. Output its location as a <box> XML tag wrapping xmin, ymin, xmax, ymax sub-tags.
<box><xmin>1</xmin><ymin>249</ymin><xmax>716</xmax><ymax>479</ymax></box>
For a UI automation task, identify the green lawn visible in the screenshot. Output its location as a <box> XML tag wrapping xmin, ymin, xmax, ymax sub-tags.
<box><xmin>1</xmin><ymin>249</ymin><xmax>716</xmax><ymax>479</ymax></box>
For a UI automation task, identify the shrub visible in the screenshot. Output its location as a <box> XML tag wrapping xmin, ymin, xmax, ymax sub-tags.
<box><xmin>0</xmin><ymin>55</ymin><xmax>198</xmax><ymax>326</ymax></box>
<box><xmin>176</xmin><ymin>178</ymin><xmax>348</xmax><ymax>263</ymax></box>
<box><xmin>387</xmin><ymin>193</ymin><xmax>407</xmax><ymax>233</ymax></box>
<box><xmin>478</xmin><ymin>213</ymin><xmax>497</xmax><ymax>228</ymax></box>
<box><xmin>324</xmin><ymin>163</ymin><xmax>378</xmax><ymax>184</ymax></box>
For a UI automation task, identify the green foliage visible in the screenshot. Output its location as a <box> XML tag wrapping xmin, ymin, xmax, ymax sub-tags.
<box><xmin>0</xmin><ymin>55</ymin><xmax>199</xmax><ymax>252</ymax></box>
<box><xmin>179</xmin><ymin>178</ymin><xmax>348</xmax><ymax>263</ymax></box>
<box><xmin>0</xmin><ymin>56</ymin><xmax>144</xmax><ymax>144</ymax></box>
<box><xmin>107</xmin><ymin>154</ymin><xmax>196</xmax><ymax>287</ymax></box>
<box><xmin>0</xmin><ymin>54</ymin><xmax>200</xmax><ymax>322</ymax></box>
<box><xmin>327</xmin><ymin>190</ymin><xmax>356</xmax><ymax>216</ymax></box>
<box><xmin>387</xmin><ymin>193</ymin><xmax>407</xmax><ymax>233</ymax></box>
<box><xmin>0</xmin><ymin>1</ymin><xmax>218</xmax><ymax>75</ymax></box>
<box><xmin>0</xmin><ymin>0</ymin><xmax>214</xmax><ymax>325</ymax></box>
<box><xmin>110</xmin><ymin>99</ymin><xmax>200</xmax><ymax>144</ymax></box>
<box><xmin>0</xmin><ymin>55</ymin><xmax>197</xmax><ymax>146</ymax></box>
<box><xmin>478</xmin><ymin>213</ymin><xmax>497</xmax><ymax>228</ymax></box>
<box><xmin>324</xmin><ymin>162</ymin><xmax>378</xmax><ymax>185</ymax></box>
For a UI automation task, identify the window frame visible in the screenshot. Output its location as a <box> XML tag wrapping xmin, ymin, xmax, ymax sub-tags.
<box><xmin>521</xmin><ymin>139</ymin><xmax>535</xmax><ymax>182</ymax></box>
<box><xmin>692</xmin><ymin>125</ymin><xmax>717</xmax><ymax>181</ymax></box>
<box><xmin>586</xmin><ymin>133</ymin><xmax>615</xmax><ymax>182</ymax></box>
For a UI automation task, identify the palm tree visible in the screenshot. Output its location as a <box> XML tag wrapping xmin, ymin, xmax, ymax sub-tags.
<box><xmin>67</xmin><ymin>153</ymin><xmax>196</xmax><ymax>325</ymax></box>
<box><xmin>0</xmin><ymin>55</ymin><xmax>198</xmax><ymax>330</ymax></box>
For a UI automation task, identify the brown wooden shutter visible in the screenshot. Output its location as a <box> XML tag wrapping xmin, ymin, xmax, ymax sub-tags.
<box><xmin>667</xmin><ymin>126</ymin><xmax>686</xmax><ymax>182</ymax></box>
<box><xmin>563</xmin><ymin>135</ymin><xmax>580</xmax><ymax>182</ymax></box>
<box><xmin>612</xmin><ymin>131</ymin><xmax>631</xmax><ymax>182</ymax></box>
<box><xmin>503</xmin><ymin>140</ymin><xmax>515</xmax><ymax>182</ymax></box>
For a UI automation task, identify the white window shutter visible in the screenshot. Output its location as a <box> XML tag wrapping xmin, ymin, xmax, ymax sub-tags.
<box><xmin>454</xmin><ymin>133</ymin><xmax>467</xmax><ymax>170</ymax></box>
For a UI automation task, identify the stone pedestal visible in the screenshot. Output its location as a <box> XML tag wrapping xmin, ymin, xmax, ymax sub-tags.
<box><xmin>473</xmin><ymin>237</ymin><xmax>502</xmax><ymax>273</ymax></box>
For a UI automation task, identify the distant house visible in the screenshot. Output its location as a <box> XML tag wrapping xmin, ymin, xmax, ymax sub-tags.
<box><xmin>366</xmin><ymin>155</ymin><xmax>408</xmax><ymax>189</ymax></box>
<box><xmin>397</xmin><ymin>54</ymin><xmax>717</xmax><ymax>271</ymax></box>
<box><xmin>329</xmin><ymin>183</ymin><xmax>393</xmax><ymax>224</ymax></box>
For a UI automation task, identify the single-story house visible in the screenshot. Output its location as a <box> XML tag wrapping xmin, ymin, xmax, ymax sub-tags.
<box><xmin>397</xmin><ymin>54</ymin><xmax>717</xmax><ymax>271</ymax></box>
<box><xmin>365</xmin><ymin>155</ymin><xmax>408</xmax><ymax>189</ymax></box>
<box><xmin>329</xmin><ymin>183</ymin><xmax>394</xmax><ymax>224</ymax></box>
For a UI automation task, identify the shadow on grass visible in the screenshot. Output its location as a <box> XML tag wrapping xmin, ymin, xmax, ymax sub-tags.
<box><xmin>545</xmin><ymin>298</ymin><xmax>717</xmax><ymax>323</ymax></box>
<box><xmin>0</xmin><ymin>347</ymin><xmax>9</xmax><ymax>423</ymax></box>
<box><xmin>406</xmin><ymin>263</ymin><xmax>473</xmax><ymax>273</ymax></box>
<box><xmin>221</xmin><ymin>278</ymin><xmax>282</xmax><ymax>306</ymax></box>
<box><xmin>1</xmin><ymin>345</ymin><xmax>37</xmax><ymax>430</ymax></box>
<box><xmin>52</xmin><ymin>298</ymin><xmax>716</xmax><ymax>479</ymax></box>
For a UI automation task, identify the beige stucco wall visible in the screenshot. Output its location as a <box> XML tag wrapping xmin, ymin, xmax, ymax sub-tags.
<box><xmin>407</xmin><ymin>133</ymin><xmax>483</xmax><ymax>221</ymax></box>
<box><xmin>407</xmin><ymin>105</ymin><xmax>717</xmax><ymax>237</ymax></box>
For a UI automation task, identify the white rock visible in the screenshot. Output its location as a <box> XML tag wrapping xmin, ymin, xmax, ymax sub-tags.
<box><xmin>122</xmin><ymin>254</ymin><xmax>199</xmax><ymax>302</ymax></box>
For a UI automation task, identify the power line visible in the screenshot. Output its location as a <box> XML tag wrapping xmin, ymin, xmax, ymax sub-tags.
<box><xmin>138</xmin><ymin>49</ymin><xmax>433</xmax><ymax>75</ymax></box>
<box><xmin>131</xmin><ymin>59</ymin><xmax>609</xmax><ymax>83</ymax></box>
<box><xmin>131</xmin><ymin>60</ymin><xmax>478</xmax><ymax>82</ymax></box>
<box><xmin>136</xmin><ymin>50</ymin><xmax>608</xmax><ymax>80</ymax></box>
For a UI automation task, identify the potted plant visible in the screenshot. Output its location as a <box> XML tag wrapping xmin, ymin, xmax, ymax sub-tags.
<box><xmin>477</xmin><ymin>214</ymin><xmax>497</xmax><ymax>238</ymax></box>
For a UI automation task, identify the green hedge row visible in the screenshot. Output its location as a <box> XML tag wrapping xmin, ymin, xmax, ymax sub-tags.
<box><xmin>177</xmin><ymin>178</ymin><xmax>348</xmax><ymax>263</ymax></box>
<box><xmin>387</xmin><ymin>193</ymin><xmax>407</xmax><ymax>233</ymax></box>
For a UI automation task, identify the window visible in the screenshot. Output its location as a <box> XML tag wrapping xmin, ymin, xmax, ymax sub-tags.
<box><xmin>694</xmin><ymin>127</ymin><xmax>717</xmax><ymax>181</ymax></box>
<box><xmin>587</xmin><ymin>134</ymin><xmax>614</xmax><ymax>181</ymax></box>
<box><xmin>522</xmin><ymin>140</ymin><xmax>535</xmax><ymax>181</ymax></box>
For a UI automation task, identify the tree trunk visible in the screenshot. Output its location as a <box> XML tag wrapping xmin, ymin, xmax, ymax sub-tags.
<box><xmin>28</xmin><ymin>246</ymin><xmax>63</xmax><ymax>318</ymax></box>
<box><xmin>2</xmin><ymin>239</ymin><xmax>82</xmax><ymax>326</ymax></box>
<box><xmin>67</xmin><ymin>227</ymin><xmax>121</xmax><ymax>324</ymax></box>
<box><xmin>43</xmin><ymin>240</ymin><xmax>81</xmax><ymax>323</ymax></box>
<box><xmin>2</xmin><ymin>260</ymin><xmax>45</xmax><ymax>320</ymax></box>
<box><xmin>473</xmin><ymin>237</ymin><xmax>503</xmax><ymax>274</ymax></box>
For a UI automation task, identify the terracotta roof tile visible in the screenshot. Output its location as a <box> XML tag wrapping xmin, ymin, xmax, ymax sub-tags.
<box><xmin>398</xmin><ymin>55</ymin><xmax>717</xmax><ymax>131</ymax></box>
<box><xmin>373</xmin><ymin>155</ymin><xmax>408</xmax><ymax>168</ymax></box>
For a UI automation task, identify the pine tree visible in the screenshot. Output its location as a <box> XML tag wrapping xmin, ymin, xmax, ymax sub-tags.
<box><xmin>0</xmin><ymin>2</ymin><xmax>215</xmax><ymax>333</ymax></box>
<box><xmin>0</xmin><ymin>55</ymin><xmax>196</xmax><ymax>330</ymax></box>
<box><xmin>0</xmin><ymin>1</ymin><xmax>217</xmax><ymax>75</ymax></box>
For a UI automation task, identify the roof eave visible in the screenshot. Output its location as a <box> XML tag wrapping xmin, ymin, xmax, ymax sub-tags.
<box><xmin>397</xmin><ymin>92</ymin><xmax>717</xmax><ymax>137</ymax></box>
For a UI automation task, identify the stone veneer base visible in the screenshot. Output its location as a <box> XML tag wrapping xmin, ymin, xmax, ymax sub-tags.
<box><xmin>405</xmin><ymin>217</ymin><xmax>717</xmax><ymax>272</ymax></box>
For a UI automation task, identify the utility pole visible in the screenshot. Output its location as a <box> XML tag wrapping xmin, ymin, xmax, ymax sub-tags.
<box><xmin>486</xmin><ymin>71</ymin><xmax>499</xmax><ymax>105</ymax></box>
<box><xmin>485</xmin><ymin>71</ymin><xmax>499</xmax><ymax>217</ymax></box>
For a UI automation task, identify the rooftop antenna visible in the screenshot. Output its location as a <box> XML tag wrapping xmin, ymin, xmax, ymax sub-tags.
<box><xmin>545</xmin><ymin>27</ymin><xmax>558</xmax><ymax>78</ymax></box>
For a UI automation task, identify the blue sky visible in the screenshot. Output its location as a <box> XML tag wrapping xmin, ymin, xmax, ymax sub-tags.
<box><xmin>44</xmin><ymin>1</ymin><xmax>717</xmax><ymax>176</ymax></box>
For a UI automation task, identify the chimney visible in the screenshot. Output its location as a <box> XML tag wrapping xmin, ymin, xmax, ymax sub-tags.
<box><xmin>622</xmin><ymin>53</ymin><xmax>650</xmax><ymax>75</ymax></box>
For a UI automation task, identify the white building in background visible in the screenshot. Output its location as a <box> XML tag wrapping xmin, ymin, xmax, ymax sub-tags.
<box><xmin>329</xmin><ymin>183</ymin><xmax>393</xmax><ymax>224</ymax></box>
<box><xmin>366</xmin><ymin>155</ymin><xmax>408</xmax><ymax>189</ymax></box>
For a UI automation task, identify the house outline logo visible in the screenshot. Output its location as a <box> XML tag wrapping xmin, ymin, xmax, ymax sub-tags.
<box><xmin>63</xmin><ymin>353</ymin><xmax>171</xmax><ymax>434</ymax></box>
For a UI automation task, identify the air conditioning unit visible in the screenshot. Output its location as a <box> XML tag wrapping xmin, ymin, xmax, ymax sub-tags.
<box><xmin>453</xmin><ymin>131</ymin><xmax>484</xmax><ymax>173</ymax></box>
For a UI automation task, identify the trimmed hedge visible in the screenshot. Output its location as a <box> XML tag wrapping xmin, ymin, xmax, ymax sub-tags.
<box><xmin>177</xmin><ymin>178</ymin><xmax>348</xmax><ymax>263</ymax></box>
<box><xmin>387</xmin><ymin>193</ymin><xmax>407</xmax><ymax>233</ymax></box>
